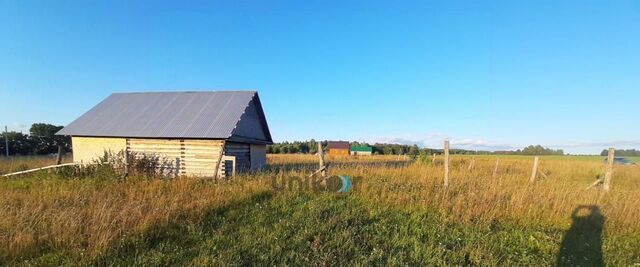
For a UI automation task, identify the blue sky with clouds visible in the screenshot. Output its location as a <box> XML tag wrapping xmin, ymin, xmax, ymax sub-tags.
<box><xmin>1</xmin><ymin>1</ymin><xmax>639</xmax><ymax>154</ymax></box>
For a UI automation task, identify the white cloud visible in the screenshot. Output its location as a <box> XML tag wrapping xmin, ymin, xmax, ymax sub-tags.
<box><xmin>366</xmin><ymin>133</ymin><xmax>516</xmax><ymax>151</ymax></box>
<box><xmin>365</xmin><ymin>133</ymin><xmax>640</xmax><ymax>154</ymax></box>
<box><xmin>6</xmin><ymin>123</ymin><xmax>29</xmax><ymax>133</ymax></box>
<box><xmin>548</xmin><ymin>140</ymin><xmax>640</xmax><ymax>148</ymax></box>
<box><xmin>449</xmin><ymin>138</ymin><xmax>515</xmax><ymax>151</ymax></box>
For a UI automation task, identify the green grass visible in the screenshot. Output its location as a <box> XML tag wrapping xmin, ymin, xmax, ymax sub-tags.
<box><xmin>10</xmin><ymin>189</ymin><xmax>639</xmax><ymax>266</ymax></box>
<box><xmin>11</xmin><ymin>192</ymin><xmax>554</xmax><ymax>266</ymax></box>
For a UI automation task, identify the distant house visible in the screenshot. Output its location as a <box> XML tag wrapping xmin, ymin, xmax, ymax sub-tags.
<box><xmin>56</xmin><ymin>91</ymin><xmax>272</xmax><ymax>178</ymax></box>
<box><xmin>327</xmin><ymin>141</ymin><xmax>350</xmax><ymax>156</ymax></box>
<box><xmin>351</xmin><ymin>146</ymin><xmax>373</xmax><ymax>156</ymax></box>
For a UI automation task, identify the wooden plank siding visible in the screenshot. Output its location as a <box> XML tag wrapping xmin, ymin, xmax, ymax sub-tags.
<box><xmin>71</xmin><ymin>137</ymin><xmax>261</xmax><ymax>178</ymax></box>
<box><xmin>71</xmin><ymin>136</ymin><xmax>126</xmax><ymax>163</ymax></box>
<box><xmin>127</xmin><ymin>138</ymin><xmax>224</xmax><ymax>177</ymax></box>
<box><xmin>249</xmin><ymin>144</ymin><xmax>266</xmax><ymax>170</ymax></box>
<box><xmin>328</xmin><ymin>148</ymin><xmax>350</xmax><ymax>156</ymax></box>
<box><xmin>224</xmin><ymin>142</ymin><xmax>251</xmax><ymax>172</ymax></box>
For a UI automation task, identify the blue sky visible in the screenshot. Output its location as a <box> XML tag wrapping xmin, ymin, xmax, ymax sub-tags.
<box><xmin>1</xmin><ymin>1</ymin><xmax>639</xmax><ymax>154</ymax></box>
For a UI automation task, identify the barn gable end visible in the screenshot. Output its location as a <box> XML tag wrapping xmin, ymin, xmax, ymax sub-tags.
<box><xmin>230</xmin><ymin>95</ymin><xmax>272</xmax><ymax>144</ymax></box>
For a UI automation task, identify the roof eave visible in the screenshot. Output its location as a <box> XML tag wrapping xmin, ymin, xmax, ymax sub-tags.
<box><xmin>59</xmin><ymin>134</ymin><xmax>229</xmax><ymax>140</ymax></box>
<box><xmin>227</xmin><ymin>135</ymin><xmax>273</xmax><ymax>145</ymax></box>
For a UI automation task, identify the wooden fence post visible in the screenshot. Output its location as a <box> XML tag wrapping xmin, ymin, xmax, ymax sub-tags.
<box><xmin>4</xmin><ymin>125</ymin><xmax>8</xmax><ymax>157</ymax></box>
<box><xmin>492</xmin><ymin>158</ymin><xmax>500</xmax><ymax>178</ymax></box>
<box><xmin>603</xmin><ymin>148</ymin><xmax>615</xmax><ymax>191</ymax></box>
<box><xmin>530</xmin><ymin>156</ymin><xmax>539</xmax><ymax>183</ymax></box>
<box><xmin>444</xmin><ymin>140</ymin><xmax>450</xmax><ymax>187</ymax></box>
<box><xmin>318</xmin><ymin>143</ymin><xmax>326</xmax><ymax>177</ymax></box>
<box><xmin>124</xmin><ymin>151</ymin><xmax>130</xmax><ymax>176</ymax></box>
<box><xmin>56</xmin><ymin>145</ymin><xmax>63</xmax><ymax>165</ymax></box>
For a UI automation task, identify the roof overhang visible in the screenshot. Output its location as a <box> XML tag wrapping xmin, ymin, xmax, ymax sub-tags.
<box><xmin>227</xmin><ymin>136</ymin><xmax>274</xmax><ymax>145</ymax></box>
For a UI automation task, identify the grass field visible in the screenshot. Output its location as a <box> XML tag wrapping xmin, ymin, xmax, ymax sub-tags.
<box><xmin>1</xmin><ymin>154</ymin><xmax>639</xmax><ymax>266</ymax></box>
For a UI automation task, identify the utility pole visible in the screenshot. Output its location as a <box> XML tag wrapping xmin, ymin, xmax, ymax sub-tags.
<box><xmin>4</xmin><ymin>126</ymin><xmax>8</xmax><ymax>157</ymax></box>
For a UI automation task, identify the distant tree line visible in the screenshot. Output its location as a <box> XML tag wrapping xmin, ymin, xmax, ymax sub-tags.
<box><xmin>494</xmin><ymin>145</ymin><xmax>564</xmax><ymax>156</ymax></box>
<box><xmin>267</xmin><ymin>140</ymin><xmax>426</xmax><ymax>156</ymax></box>
<box><xmin>268</xmin><ymin>141</ymin><xmax>566</xmax><ymax>156</ymax></box>
<box><xmin>0</xmin><ymin>123</ymin><xmax>71</xmax><ymax>156</ymax></box>
<box><xmin>267</xmin><ymin>140</ymin><xmax>323</xmax><ymax>154</ymax></box>
<box><xmin>600</xmin><ymin>149</ymin><xmax>640</xmax><ymax>157</ymax></box>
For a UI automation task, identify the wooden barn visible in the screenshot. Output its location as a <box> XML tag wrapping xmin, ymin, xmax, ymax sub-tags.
<box><xmin>56</xmin><ymin>91</ymin><xmax>272</xmax><ymax>178</ymax></box>
<box><xmin>327</xmin><ymin>141</ymin><xmax>350</xmax><ymax>156</ymax></box>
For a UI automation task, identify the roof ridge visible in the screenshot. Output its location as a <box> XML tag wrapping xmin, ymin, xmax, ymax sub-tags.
<box><xmin>111</xmin><ymin>90</ymin><xmax>257</xmax><ymax>95</ymax></box>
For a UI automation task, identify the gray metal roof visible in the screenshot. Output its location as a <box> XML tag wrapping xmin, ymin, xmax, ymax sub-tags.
<box><xmin>57</xmin><ymin>91</ymin><xmax>272</xmax><ymax>143</ymax></box>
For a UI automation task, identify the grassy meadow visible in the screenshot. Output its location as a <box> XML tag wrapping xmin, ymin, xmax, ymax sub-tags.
<box><xmin>0</xmin><ymin>154</ymin><xmax>639</xmax><ymax>266</ymax></box>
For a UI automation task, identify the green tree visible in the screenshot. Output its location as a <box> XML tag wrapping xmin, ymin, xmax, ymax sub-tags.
<box><xmin>0</xmin><ymin>131</ymin><xmax>33</xmax><ymax>155</ymax></box>
<box><xmin>602</xmin><ymin>149</ymin><xmax>640</xmax><ymax>157</ymax></box>
<box><xmin>29</xmin><ymin>123</ymin><xmax>70</xmax><ymax>155</ymax></box>
<box><xmin>30</xmin><ymin>123</ymin><xmax>63</xmax><ymax>137</ymax></box>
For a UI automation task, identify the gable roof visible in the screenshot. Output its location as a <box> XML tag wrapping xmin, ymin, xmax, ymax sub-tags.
<box><xmin>328</xmin><ymin>141</ymin><xmax>350</xmax><ymax>150</ymax></box>
<box><xmin>56</xmin><ymin>91</ymin><xmax>272</xmax><ymax>144</ymax></box>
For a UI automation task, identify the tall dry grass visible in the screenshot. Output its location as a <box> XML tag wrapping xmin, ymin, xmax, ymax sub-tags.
<box><xmin>0</xmin><ymin>154</ymin><xmax>638</xmax><ymax>262</ymax></box>
<box><xmin>0</xmin><ymin>172</ymin><xmax>269</xmax><ymax>262</ymax></box>
<box><xmin>0</xmin><ymin>155</ymin><xmax>72</xmax><ymax>175</ymax></box>
<box><xmin>322</xmin><ymin>155</ymin><xmax>640</xmax><ymax>235</ymax></box>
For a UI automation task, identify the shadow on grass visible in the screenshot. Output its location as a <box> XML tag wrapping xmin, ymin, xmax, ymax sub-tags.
<box><xmin>557</xmin><ymin>205</ymin><xmax>604</xmax><ymax>267</ymax></box>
